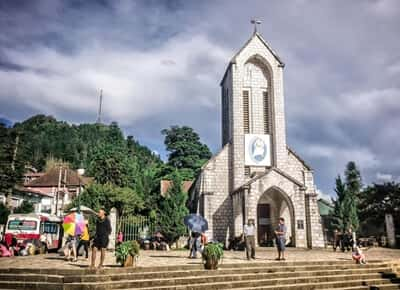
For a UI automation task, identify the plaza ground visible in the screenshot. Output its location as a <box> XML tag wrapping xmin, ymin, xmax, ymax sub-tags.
<box><xmin>1</xmin><ymin>247</ymin><xmax>400</xmax><ymax>270</ymax></box>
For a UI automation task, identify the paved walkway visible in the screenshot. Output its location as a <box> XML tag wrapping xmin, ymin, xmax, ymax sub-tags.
<box><xmin>1</xmin><ymin>247</ymin><xmax>400</xmax><ymax>269</ymax></box>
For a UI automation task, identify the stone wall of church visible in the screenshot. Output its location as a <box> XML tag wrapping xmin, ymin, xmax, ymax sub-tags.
<box><xmin>194</xmin><ymin>144</ymin><xmax>232</xmax><ymax>244</ymax></box>
<box><xmin>304</xmin><ymin>171</ymin><xmax>325</xmax><ymax>247</ymax></box>
<box><xmin>284</xmin><ymin>149</ymin><xmax>308</xmax><ymax>183</ymax></box>
<box><xmin>231</xmin><ymin>36</ymin><xmax>288</xmax><ymax>172</ymax></box>
<box><xmin>244</xmin><ymin>170</ymin><xmax>308</xmax><ymax>247</ymax></box>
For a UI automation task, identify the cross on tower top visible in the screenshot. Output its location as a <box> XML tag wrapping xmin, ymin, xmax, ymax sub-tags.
<box><xmin>251</xmin><ymin>19</ymin><xmax>262</xmax><ymax>34</ymax></box>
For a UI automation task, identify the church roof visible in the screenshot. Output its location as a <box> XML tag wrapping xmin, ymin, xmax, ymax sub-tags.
<box><xmin>220</xmin><ymin>32</ymin><xmax>285</xmax><ymax>86</ymax></box>
<box><xmin>287</xmin><ymin>146</ymin><xmax>312</xmax><ymax>170</ymax></box>
<box><xmin>232</xmin><ymin>166</ymin><xmax>306</xmax><ymax>195</ymax></box>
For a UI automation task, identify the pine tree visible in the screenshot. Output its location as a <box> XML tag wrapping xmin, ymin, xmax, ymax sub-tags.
<box><xmin>332</xmin><ymin>162</ymin><xmax>361</xmax><ymax>233</ymax></box>
<box><xmin>344</xmin><ymin>161</ymin><xmax>361</xmax><ymax>231</ymax></box>
<box><xmin>332</xmin><ymin>175</ymin><xmax>347</xmax><ymax>232</ymax></box>
<box><xmin>157</xmin><ymin>172</ymin><xmax>189</xmax><ymax>245</ymax></box>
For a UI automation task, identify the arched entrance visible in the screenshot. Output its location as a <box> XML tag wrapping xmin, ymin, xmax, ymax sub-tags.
<box><xmin>257</xmin><ymin>187</ymin><xmax>295</xmax><ymax>247</ymax></box>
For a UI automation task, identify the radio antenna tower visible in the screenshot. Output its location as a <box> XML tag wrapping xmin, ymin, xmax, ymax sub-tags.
<box><xmin>96</xmin><ymin>89</ymin><xmax>103</xmax><ymax>124</ymax></box>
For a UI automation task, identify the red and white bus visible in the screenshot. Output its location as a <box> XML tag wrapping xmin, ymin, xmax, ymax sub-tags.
<box><xmin>3</xmin><ymin>213</ymin><xmax>63</xmax><ymax>254</ymax></box>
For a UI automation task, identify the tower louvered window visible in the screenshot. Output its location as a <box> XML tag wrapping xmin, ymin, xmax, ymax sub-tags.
<box><xmin>222</xmin><ymin>87</ymin><xmax>230</xmax><ymax>145</ymax></box>
<box><xmin>263</xmin><ymin>90</ymin><xmax>270</xmax><ymax>134</ymax></box>
<box><xmin>243</xmin><ymin>90</ymin><xmax>250</xmax><ymax>134</ymax></box>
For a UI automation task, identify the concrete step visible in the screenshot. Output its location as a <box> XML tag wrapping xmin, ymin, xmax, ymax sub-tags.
<box><xmin>62</xmin><ymin>264</ymin><xmax>392</xmax><ymax>283</ymax></box>
<box><xmin>61</xmin><ymin>267</ymin><xmax>391</xmax><ymax>283</ymax></box>
<box><xmin>0</xmin><ymin>259</ymin><xmax>386</xmax><ymax>276</ymax></box>
<box><xmin>63</xmin><ymin>273</ymin><xmax>397</xmax><ymax>290</ymax></box>
<box><xmin>0</xmin><ymin>260</ymin><xmax>399</xmax><ymax>290</ymax></box>
<box><xmin>324</xmin><ymin>285</ymin><xmax>400</xmax><ymax>290</ymax></box>
<box><xmin>0</xmin><ymin>281</ymin><xmax>63</xmax><ymax>290</ymax></box>
<box><xmin>136</xmin><ymin>278</ymin><xmax>395</xmax><ymax>290</ymax></box>
<box><xmin>0</xmin><ymin>263</ymin><xmax>391</xmax><ymax>284</ymax></box>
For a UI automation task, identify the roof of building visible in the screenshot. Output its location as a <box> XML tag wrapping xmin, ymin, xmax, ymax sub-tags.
<box><xmin>14</xmin><ymin>186</ymin><xmax>53</xmax><ymax>197</ymax></box>
<box><xmin>25</xmin><ymin>167</ymin><xmax>91</xmax><ymax>187</ymax></box>
<box><xmin>232</xmin><ymin>167</ymin><xmax>306</xmax><ymax>195</ymax></box>
<box><xmin>24</xmin><ymin>172</ymin><xmax>45</xmax><ymax>178</ymax></box>
<box><xmin>287</xmin><ymin>146</ymin><xmax>312</xmax><ymax>170</ymax></box>
<box><xmin>160</xmin><ymin>180</ymin><xmax>194</xmax><ymax>197</ymax></box>
<box><xmin>318</xmin><ymin>198</ymin><xmax>334</xmax><ymax>216</ymax></box>
<box><xmin>220</xmin><ymin>32</ymin><xmax>285</xmax><ymax>86</ymax></box>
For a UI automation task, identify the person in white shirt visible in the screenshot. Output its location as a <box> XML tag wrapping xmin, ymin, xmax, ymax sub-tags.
<box><xmin>243</xmin><ymin>219</ymin><xmax>256</xmax><ymax>260</ymax></box>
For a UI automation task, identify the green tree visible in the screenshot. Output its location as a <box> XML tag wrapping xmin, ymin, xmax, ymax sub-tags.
<box><xmin>14</xmin><ymin>200</ymin><xmax>35</xmax><ymax>214</ymax></box>
<box><xmin>0</xmin><ymin>124</ymin><xmax>25</xmax><ymax>207</ymax></box>
<box><xmin>70</xmin><ymin>183</ymin><xmax>144</xmax><ymax>216</ymax></box>
<box><xmin>344</xmin><ymin>161</ymin><xmax>361</xmax><ymax>231</ymax></box>
<box><xmin>332</xmin><ymin>161</ymin><xmax>362</xmax><ymax>233</ymax></box>
<box><xmin>157</xmin><ymin>172</ymin><xmax>188</xmax><ymax>245</ymax></box>
<box><xmin>87</xmin><ymin>143</ymin><xmax>137</xmax><ymax>188</ymax></box>
<box><xmin>0</xmin><ymin>203</ymin><xmax>10</xmax><ymax>224</ymax></box>
<box><xmin>332</xmin><ymin>175</ymin><xmax>347</xmax><ymax>232</ymax></box>
<box><xmin>359</xmin><ymin>182</ymin><xmax>400</xmax><ymax>235</ymax></box>
<box><xmin>161</xmin><ymin>126</ymin><xmax>211</xmax><ymax>179</ymax></box>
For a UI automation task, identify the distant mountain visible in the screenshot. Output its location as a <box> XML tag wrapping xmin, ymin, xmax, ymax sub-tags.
<box><xmin>0</xmin><ymin>117</ymin><xmax>12</xmax><ymax>127</ymax></box>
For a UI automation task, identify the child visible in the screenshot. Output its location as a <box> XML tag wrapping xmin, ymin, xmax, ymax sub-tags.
<box><xmin>117</xmin><ymin>231</ymin><xmax>123</xmax><ymax>245</ymax></box>
<box><xmin>352</xmin><ymin>246</ymin><xmax>366</xmax><ymax>264</ymax></box>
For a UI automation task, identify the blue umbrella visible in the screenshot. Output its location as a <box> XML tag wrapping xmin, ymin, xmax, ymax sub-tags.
<box><xmin>184</xmin><ymin>214</ymin><xmax>208</xmax><ymax>233</ymax></box>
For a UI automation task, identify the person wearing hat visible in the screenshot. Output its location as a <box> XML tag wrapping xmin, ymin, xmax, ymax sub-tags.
<box><xmin>243</xmin><ymin>218</ymin><xmax>256</xmax><ymax>260</ymax></box>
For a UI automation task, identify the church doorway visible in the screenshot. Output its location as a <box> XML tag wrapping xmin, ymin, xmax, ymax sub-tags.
<box><xmin>257</xmin><ymin>203</ymin><xmax>272</xmax><ymax>246</ymax></box>
<box><xmin>257</xmin><ymin>187</ymin><xmax>295</xmax><ymax>247</ymax></box>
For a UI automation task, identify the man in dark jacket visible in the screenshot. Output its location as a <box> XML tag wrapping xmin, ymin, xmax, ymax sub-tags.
<box><xmin>90</xmin><ymin>208</ymin><xmax>111</xmax><ymax>269</ymax></box>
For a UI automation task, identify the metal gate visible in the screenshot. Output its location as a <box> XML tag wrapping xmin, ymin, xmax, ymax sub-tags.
<box><xmin>117</xmin><ymin>215</ymin><xmax>155</xmax><ymax>241</ymax></box>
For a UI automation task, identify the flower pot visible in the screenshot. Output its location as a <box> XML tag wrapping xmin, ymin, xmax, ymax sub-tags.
<box><xmin>204</xmin><ymin>258</ymin><xmax>219</xmax><ymax>270</ymax></box>
<box><xmin>122</xmin><ymin>255</ymin><xmax>136</xmax><ymax>267</ymax></box>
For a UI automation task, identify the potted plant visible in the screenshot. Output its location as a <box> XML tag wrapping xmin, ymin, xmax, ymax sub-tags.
<box><xmin>115</xmin><ymin>240</ymin><xmax>140</xmax><ymax>267</ymax></box>
<box><xmin>202</xmin><ymin>242</ymin><xmax>224</xmax><ymax>270</ymax></box>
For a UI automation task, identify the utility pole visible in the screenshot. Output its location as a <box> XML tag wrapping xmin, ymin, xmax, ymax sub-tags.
<box><xmin>96</xmin><ymin>89</ymin><xmax>103</xmax><ymax>124</ymax></box>
<box><xmin>55</xmin><ymin>166</ymin><xmax>62</xmax><ymax>216</ymax></box>
<box><xmin>6</xmin><ymin>134</ymin><xmax>19</xmax><ymax>209</ymax></box>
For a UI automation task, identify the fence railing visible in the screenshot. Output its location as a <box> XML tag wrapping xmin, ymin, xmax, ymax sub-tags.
<box><xmin>117</xmin><ymin>215</ymin><xmax>155</xmax><ymax>241</ymax></box>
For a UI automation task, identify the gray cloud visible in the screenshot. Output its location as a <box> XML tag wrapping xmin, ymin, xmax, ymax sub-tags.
<box><xmin>0</xmin><ymin>0</ymin><xmax>399</xmax><ymax>196</ymax></box>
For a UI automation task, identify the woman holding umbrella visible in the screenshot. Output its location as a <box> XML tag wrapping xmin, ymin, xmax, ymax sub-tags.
<box><xmin>184</xmin><ymin>214</ymin><xmax>208</xmax><ymax>259</ymax></box>
<box><xmin>63</xmin><ymin>212</ymin><xmax>85</xmax><ymax>262</ymax></box>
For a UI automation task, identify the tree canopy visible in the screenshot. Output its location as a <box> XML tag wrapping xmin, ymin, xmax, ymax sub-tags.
<box><xmin>157</xmin><ymin>172</ymin><xmax>188</xmax><ymax>244</ymax></box>
<box><xmin>332</xmin><ymin>161</ymin><xmax>362</xmax><ymax>232</ymax></box>
<box><xmin>162</xmin><ymin>126</ymin><xmax>211</xmax><ymax>180</ymax></box>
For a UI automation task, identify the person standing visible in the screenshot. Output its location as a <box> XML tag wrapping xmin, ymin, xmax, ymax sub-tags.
<box><xmin>243</xmin><ymin>219</ymin><xmax>256</xmax><ymax>260</ymax></box>
<box><xmin>333</xmin><ymin>229</ymin><xmax>341</xmax><ymax>252</ymax></box>
<box><xmin>189</xmin><ymin>231</ymin><xmax>202</xmax><ymax>258</ymax></box>
<box><xmin>275</xmin><ymin>217</ymin><xmax>287</xmax><ymax>261</ymax></box>
<box><xmin>90</xmin><ymin>208</ymin><xmax>111</xmax><ymax>269</ymax></box>
<box><xmin>64</xmin><ymin>234</ymin><xmax>77</xmax><ymax>262</ymax></box>
<box><xmin>77</xmin><ymin>221</ymin><xmax>90</xmax><ymax>260</ymax></box>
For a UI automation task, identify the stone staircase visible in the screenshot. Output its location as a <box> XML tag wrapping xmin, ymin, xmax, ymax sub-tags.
<box><xmin>0</xmin><ymin>260</ymin><xmax>399</xmax><ymax>290</ymax></box>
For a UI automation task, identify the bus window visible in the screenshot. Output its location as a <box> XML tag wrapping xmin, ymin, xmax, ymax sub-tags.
<box><xmin>8</xmin><ymin>220</ymin><xmax>37</xmax><ymax>231</ymax></box>
<box><xmin>42</xmin><ymin>222</ymin><xmax>58</xmax><ymax>234</ymax></box>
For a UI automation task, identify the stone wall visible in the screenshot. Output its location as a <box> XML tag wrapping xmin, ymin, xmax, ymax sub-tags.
<box><xmin>193</xmin><ymin>144</ymin><xmax>232</xmax><ymax>244</ymax></box>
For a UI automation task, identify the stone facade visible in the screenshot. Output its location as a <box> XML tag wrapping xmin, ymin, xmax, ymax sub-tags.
<box><xmin>188</xmin><ymin>32</ymin><xmax>324</xmax><ymax>248</ymax></box>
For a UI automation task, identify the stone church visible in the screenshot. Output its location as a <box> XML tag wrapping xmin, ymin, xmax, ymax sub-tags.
<box><xmin>188</xmin><ymin>30</ymin><xmax>324</xmax><ymax>248</ymax></box>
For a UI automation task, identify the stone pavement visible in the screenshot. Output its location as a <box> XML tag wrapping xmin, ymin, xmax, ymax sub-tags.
<box><xmin>0</xmin><ymin>247</ymin><xmax>399</xmax><ymax>270</ymax></box>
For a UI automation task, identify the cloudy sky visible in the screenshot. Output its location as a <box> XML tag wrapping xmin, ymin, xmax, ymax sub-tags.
<box><xmin>1</xmin><ymin>0</ymin><xmax>399</xmax><ymax>198</ymax></box>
